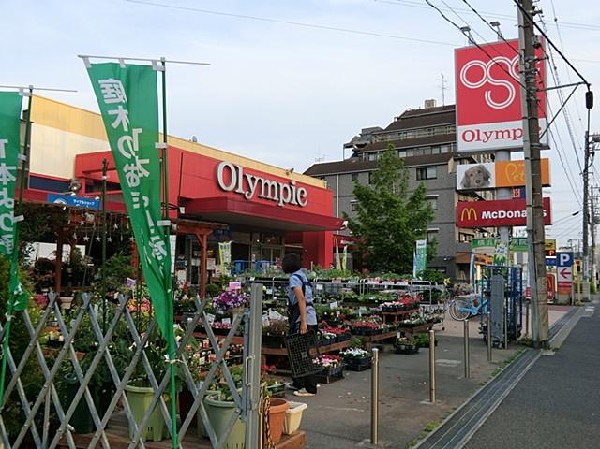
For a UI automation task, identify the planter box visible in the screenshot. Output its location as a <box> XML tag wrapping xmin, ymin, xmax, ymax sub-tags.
<box><xmin>345</xmin><ymin>357</ymin><xmax>372</xmax><ymax>371</ymax></box>
<box><xmin>263</xmin><ymin>335</ymin><xmax>286</xmax><ymax>348</ymax></box>
<box><xmin>315</xmin><ymin>364</ymin><xmax>344</xmax><ymax>384</ymax></box>
<box><xmin>283</xmin><ymin>401</ymin><xmax>308</xmax><ymax>435</ymax></box>
<box><xmin>394</xmin><ymin>343</ymin><xmax>419</xmax><ymax>355</ymax></box>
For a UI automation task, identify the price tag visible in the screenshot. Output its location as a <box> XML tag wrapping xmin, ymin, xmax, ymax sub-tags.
<box><xmin>206</xmin><ymin>313</ymin><xmax>216</xmax><ymax>324</ymax></box>
<box><xmin>222</xmin><ymin>318</ymin><xmax>231</xmax><ymax>326</ymax></box>
<box><xmin>316</xmin><ymin>283</ymin><xmax>323</xmax><ymax>291</ymax></box>
<box><xmin>329</xmin><ymin>301</ymin><xmax>338</xmax><ymax>310</ymax></box>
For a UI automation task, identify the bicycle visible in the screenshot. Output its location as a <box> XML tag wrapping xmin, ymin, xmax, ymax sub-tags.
<box><xmin>448</xmin><ymin>294</ymin><xmax>488</xmax><ymax>321</ymax></box>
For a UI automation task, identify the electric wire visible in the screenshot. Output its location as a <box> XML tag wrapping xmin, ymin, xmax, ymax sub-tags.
<box><xmin>547</xmin><ymin>0</ymin><xmax>586</xmax><ymax>135</ymax></box>
<box><xmin>513</xmin><ymin>0</ymin><xmax>590</xmax><ymax>89</ymax></box>
<box><xmin>547</xmin><ymin>125</ymin><xmax>582</xmax><ymax>206</ymax></box>
<box><xmin>381</xmin><ymin>0</ymin><xmax>600</xmax><ymax>32</ymax></box>
<box><xmin>122</xmin><ymin>0</ymin><xmax>458</xmax><ymax>47</ymax></box>
<box><xmin>423</xmin><ymin>0</ymin><xmax>529</xmax><ymax>91</ymax></box>
<box><xmin>539</xmin><ymin>13</ymin><xmax>585</xmax><ymax>171</ymax></box>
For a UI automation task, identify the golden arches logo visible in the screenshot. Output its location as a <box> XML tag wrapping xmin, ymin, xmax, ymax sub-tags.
<box><xmin>460</xmin><ymin>207</ymin><xmax>478</xmax><ymax>221</ymax></box>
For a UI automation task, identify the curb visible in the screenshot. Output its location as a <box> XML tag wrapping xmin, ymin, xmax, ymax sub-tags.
<box><xmin>411</xmin><ymin>306</ymin><xmax>583</xmax><ymax>449</ymax></box>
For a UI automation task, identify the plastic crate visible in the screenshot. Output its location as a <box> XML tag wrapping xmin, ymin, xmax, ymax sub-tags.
<box><xmin>285</xmin><ymin>332</ymin><xmax>322</xmax><ymax>378</ymax></box>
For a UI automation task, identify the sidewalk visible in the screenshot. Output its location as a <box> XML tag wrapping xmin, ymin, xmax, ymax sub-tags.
<box><xmin>463</xmin><ymin>299</ymin><xmax>599</xmax><ymax>449</ymax></box>
<box><xmin>287</xmin><ymin>305</ymin><xmax>573</xmax><ymax>449</ymax></box>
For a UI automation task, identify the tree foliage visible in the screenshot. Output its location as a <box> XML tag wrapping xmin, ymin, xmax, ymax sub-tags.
<box><xmin>343</xmin><ymin>145</ymin><xmax>435</xmax><ymax>274</ymax></box>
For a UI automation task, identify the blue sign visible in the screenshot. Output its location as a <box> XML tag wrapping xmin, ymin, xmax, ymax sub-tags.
<box><xmin>546</xmin><ymin>257</ymin><xmax>557</xmax><ymax>267</ymax></box>
<box><xmin>556</xmin><ymin>252</ymin><xmax>574</xmax><ymax>268</ymax></box>
<box><xmin>48</xmin><ymin>194</ymin><xmax>100</xmax><ymax>210</ymax></box>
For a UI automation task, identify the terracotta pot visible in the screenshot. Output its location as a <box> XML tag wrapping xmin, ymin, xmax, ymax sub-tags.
<box><xmin>266</xmin><ymin>398</ymin><xmax>289</xmax><ymax>444</ymax></box>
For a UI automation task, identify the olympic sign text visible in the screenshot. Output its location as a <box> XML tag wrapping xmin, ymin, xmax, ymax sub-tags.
<box><xmin>457</xmin><ymin>197</ymin><xmax>552</xmax><ymax>227</ymax></box>
<box><xmin>455</xmin><ymin>39</ymin><xmax>547</xmax><ymax>152</ymax></box>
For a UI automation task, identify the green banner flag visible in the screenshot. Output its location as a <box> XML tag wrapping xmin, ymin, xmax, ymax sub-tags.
<box><xmin>0</xmin><ymin>92</ymin><xmax>28</xmax><ymax>312</ymax></box>
<box><xmin>85</xmin><ymin>63</ymin><xmax>173</xmax><ymax>343</ymax></box>
<box><xmin>414</xmin><ymin>239</ymin><xmax>427</xmax><ymax>277</ymax></box>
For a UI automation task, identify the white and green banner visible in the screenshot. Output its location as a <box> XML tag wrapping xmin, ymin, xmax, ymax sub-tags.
<box><xmin>414</xmin><ymin>239</ymin><xmax>428</xmax><ymax>277</ymax></box>
<box><xmin>0</xmin><ymin>91</ymin><xmax>28</xmax><ymax>408</ymax></box>
<box><xmin>0</xmin><ymin>92</ymin><xmax>28</xmax><ymax>312</ymax></box>
<box><xmin>85</xmin><ymin>63</ymin><xmax>173</xmax><ymax>343</ymax></box>
<box><xmin>218</xmin><ymin>240</ymin><xmax>232</xmax><ymax>275</ymax></box>
<box><xmin>493</xmin><ymin>240</ymin><xmax>509</xmax><ymax>266</ymax></box>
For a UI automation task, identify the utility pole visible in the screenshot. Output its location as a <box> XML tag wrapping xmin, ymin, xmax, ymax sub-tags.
<box><xmin>591</xmin><ymin>187</ymin><xmax>598</xmax><ymax>291</ymax></box>
<box><xmin>518</xmin><ymin>0</ymin><xmax>548</xmax><ymax>348</ymax></box>
<box><xmin>583</xmin><ymin>131</ymin><xmax>591</xmax><ymax>299</ymax></box>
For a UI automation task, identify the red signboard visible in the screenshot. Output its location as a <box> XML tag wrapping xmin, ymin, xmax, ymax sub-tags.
<box><xmin>455</xmin><ymin>39</ymin><xmax>547</xmax><ymax>152</ymax></box>
<box><xmin>457</xmin><ymin>197</ymin><xmax>552</xmax><ymax>227</ymax></box>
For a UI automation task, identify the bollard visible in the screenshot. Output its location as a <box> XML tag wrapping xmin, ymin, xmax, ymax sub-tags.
<box><xmin>486</xmin><ymin>311</ymin><xmax>492</xmax><ymax>362</ymax></box>
<box><xmin>525</xmin><ymin>299</ymin><xmax>530</xmax><ymax>339</ymax></box>
<box><xmin>429</xmin><ymin>329</ymin><xmax>436</xmax><ymax>404</ymax></box>
<box><xmin>503</xmin><ymin>304</ymin><xmax>508</xmax><ymax>349</ymax></box>
<box><xmin>463</xmin><ymin>319</ymin><xmax>470</xmax><ymax>378</ymax></box>
<box><xmin>371</xmin><ymin>348</ymin><xmax>379</xmax><ymax>445</ymax></box>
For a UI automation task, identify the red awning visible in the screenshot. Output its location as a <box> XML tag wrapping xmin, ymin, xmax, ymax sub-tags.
<box><xmin>183</xmin><ymin>196</ymin><xmax>343</xmax><ymax>232</ymax></box>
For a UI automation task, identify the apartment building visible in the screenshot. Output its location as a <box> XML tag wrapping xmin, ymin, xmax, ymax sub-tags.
<box><xmin>305</xmin><ymin>100</ymin><xmax>493</xmax><ymax>281</ymax></box>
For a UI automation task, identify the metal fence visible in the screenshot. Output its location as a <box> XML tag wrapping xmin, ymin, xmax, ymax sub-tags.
<box><xmin>0</xmin><ymin>285</ymin><xmax>264</xmax><ymax>448</ymax></box>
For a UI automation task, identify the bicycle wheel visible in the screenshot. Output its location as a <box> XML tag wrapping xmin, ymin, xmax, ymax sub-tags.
<box><xmin>449</xmin><ymin>298</ymin><xmax>471</xmax><ymax>321</ymax></box>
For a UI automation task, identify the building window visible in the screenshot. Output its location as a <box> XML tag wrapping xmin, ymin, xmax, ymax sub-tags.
<box><xmin>426</xmin><ymin>196</ymin><xmax>438</xmax><ymax>210</ymax></box>
<box><xmin>416</xmin><ymin>166</ymin><xmax>437</xmax><ymax>180</ymax></box>
<box><xmin>351</xmin><ymin>173</ymin><xmax>358</xmax><ymax>181</ymax></box>
<box><xmin>367</xmin><ymin>152</ymin><xmax>378</xmax><ymax>161</ymax></box>
<box><xmin>351</xmin><ymin>201</ymin><xmax>359</xmax><ymax>212</ymax></box>
<box><xmin>368</xmin><ymin>172</ymin><xmax>374</xmax><ymax>184</ymax></box>
<box><xmin>427</xmin><ymin>229</ymin><xmax>439</xmax><ymax>243</ymax></box>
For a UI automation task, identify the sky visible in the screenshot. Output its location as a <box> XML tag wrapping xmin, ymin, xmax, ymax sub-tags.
<box><xmin>2</xmin><ymin>0</ymin><xmax>600</xmax><ymax>249</ymax></box>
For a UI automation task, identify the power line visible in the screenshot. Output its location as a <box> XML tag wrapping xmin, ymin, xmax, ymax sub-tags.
<box><xmin>379</xmin><ymin>0</ymin><xmax>600</xmax><ymax>32</ymax></box>
<box><xmin>423</xmin><ymin>0</ymin><xmax>529</xmax><ymax>91</ymax></box>
<box><xmin>122</xmin><ymin>0</ymin><xmax>458</xmax><ymax>47</ymax></box>
<box><xmin>513</xmin><ymin>0</ymin><xmax>591</xmax><ymax>89</ymax></box>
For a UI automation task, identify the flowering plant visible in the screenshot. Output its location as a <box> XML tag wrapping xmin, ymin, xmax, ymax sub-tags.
<box><xmin>315</xmin><ymin>354</ymin><xmax>342</xmax><ymax>368</ymax></box>
<box><xmin>212</xmin><ymin>289</ymin><xmax>249</xmax><ymax>312</ymax></box>
<box><xmin>341</xmin><ymin>347</ymin><xmax>370</xmax><ymax>359</ymax></box>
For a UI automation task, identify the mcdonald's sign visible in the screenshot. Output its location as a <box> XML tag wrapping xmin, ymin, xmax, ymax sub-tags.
<box><xmin>457</xmin><ymin>197</ymin><xmax>552</xmax><ymax>227</ymax></box>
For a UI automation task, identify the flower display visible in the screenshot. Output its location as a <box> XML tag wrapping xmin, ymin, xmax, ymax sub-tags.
<box><xmin>340</xmin><ymin>348</ymin><xmax>370</xmax><ymax>359</ymax></box>
<box><xmin>212</xmin><ymin>289</ymin><xmax>249</xmax><ymax>312</ymax></box>
<box><xmin>315</xmin><ymin>354</ymin><xmax>342</xmax><ymax>368</ymax></box>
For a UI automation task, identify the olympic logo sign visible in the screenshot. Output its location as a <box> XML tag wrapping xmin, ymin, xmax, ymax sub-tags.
<box><xmin>458</xmin><ymin>55</ymin><xmax>519</xmax><ymax>110</ymax></box>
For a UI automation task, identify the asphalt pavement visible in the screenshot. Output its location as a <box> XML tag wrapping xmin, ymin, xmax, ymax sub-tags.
<box><xmin>463</xmin><ymin>300</ymin><xmax>600</xmax><ymax>449</ymax></box>
<box><xmin>284</xmin><ymin>307</ymin><xmax>548</xmax><ymax>449</ymax></box>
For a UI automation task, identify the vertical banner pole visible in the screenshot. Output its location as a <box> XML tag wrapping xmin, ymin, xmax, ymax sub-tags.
<box><xmin>159</xmin><ymin>57</ymin><xmax>178</xmax><ymax>449</ymax></box>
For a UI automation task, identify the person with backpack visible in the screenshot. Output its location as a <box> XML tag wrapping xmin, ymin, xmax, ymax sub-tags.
<box><xmin>282</xmin><ymin>252</ymin><xmax>318</xmax><ymax>397</ymax></box>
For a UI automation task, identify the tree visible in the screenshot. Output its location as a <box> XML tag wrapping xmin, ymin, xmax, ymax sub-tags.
<box><xmin>343</xmin><ymin>145</ymin><xmax>435</xmax><ymax>274</ymax></box>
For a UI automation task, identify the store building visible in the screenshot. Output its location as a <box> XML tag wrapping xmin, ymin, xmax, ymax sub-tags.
<box><xmin>22</xmin><ymin>96</ymin><xmax>342</xmax><ymax>292</ymax></box>
<box><xmin>305</xmin><ymin>100</ymin><xmax>493</xmax><ymax>281</ymax></box>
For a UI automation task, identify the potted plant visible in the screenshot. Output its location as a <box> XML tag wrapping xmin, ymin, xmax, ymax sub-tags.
<box><xmin>112</xmin><ymin>296</ymin><xmax>175</xmax><ymax>442</ymax></box>
<box><xmin>262</xmin><ymin>319</ymin><xmax>289</xmax><ymax>348</ymax></box>
<box><xmin>340</xmin><ymin>347</ymin><xmax>372</xmax><ymax>371</ymax></box>
<box><xmin>394</xmin><ymin>336</ymin><xmax>419</xmax><ymax>355</ymax></box>
<box><xmin>203</xmin><ymin>365</ymin><xmax>246</xmax><ymax>448</ymax></box>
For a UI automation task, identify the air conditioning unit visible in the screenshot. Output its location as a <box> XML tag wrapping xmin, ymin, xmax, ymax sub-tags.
<box><xmin>424</xmin><ymin>99</ymin><xmax>437</xmax><ymax>109</ymax></box>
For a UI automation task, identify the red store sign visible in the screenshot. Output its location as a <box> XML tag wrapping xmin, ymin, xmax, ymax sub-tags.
<box><xmin>455</xmin><ymin>39</ymin><xmax>547</xmax><ymax>153</ymax></box>
<box><xmin>457</xmin><ymin>197</ymin><xmax>552</xmax><ymax>227</ymax></box>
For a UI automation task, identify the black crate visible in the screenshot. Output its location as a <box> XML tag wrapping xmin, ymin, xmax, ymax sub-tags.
<box><xmin>285</xmin><ymin>331</ymin><xmax>322</xmax><ymax>378</ymax></box>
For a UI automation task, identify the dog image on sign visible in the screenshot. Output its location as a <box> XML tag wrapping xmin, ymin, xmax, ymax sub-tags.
<box><xmin>457</xmin><ymin>163</ymin><xmax>494</xmax><ymax>190</ymax></box>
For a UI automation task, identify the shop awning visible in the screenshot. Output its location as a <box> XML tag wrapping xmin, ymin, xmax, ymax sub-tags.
<box><xmin>182</xmin><ymin>196</ymin><xmax>344</xmax><ymax>232</ymax></box>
